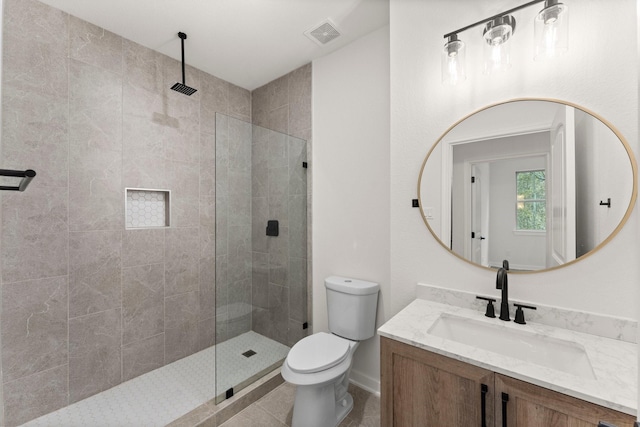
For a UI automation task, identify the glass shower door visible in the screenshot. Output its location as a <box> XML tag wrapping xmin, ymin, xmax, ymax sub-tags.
<box><xmin>215</xmin><ymin>113</ymin><xmax>307</xmax><ymax>403</ymax></box>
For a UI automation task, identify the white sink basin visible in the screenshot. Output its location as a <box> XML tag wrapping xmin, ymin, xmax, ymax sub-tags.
<box><xmin>428</xmin><ymin>313</ymin><xmax>596</xmax><ymax>379</ymax></box>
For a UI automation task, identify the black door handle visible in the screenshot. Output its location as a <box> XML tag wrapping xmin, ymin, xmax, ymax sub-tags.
<box><xmin>481</xmin><ymin>384</ymin><xmax>488</xmax><ymax>427</ymax></box>
<box><xmin>501</xmin><ymin>392</ymin><xmax>509</xmax><ymax>427</ymax></box>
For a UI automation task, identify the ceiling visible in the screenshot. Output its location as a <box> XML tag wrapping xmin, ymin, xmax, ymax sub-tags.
<box><xmin>36</xmin><ymin>0</ymin><xmax>389</xmax><ymax>90</ymax></box>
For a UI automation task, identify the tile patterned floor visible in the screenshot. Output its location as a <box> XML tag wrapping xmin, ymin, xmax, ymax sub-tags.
<box><xmin>22</xmin><ymin>331</ymin><xmax>289</xmax><ymax>427</ymax></box>
<box><xmin>219</xmin><ymin>382</ymin><xmax>380</xmax><ymax>427</ymax></box>
<box><xmin>215</xmin><ymin>331</ymin><xmax>290</xmax><ymax>398</ymax></box>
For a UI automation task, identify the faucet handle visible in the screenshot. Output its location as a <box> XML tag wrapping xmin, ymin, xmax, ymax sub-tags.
<box><xmin>514</xmin><ymin>303</ymin><xmax>537</xmax><ymax>325</ymax></box>
<box><xmin>476</xmin><ymin>296</ymin><xmax>497</xmax><ymax>318</ymax></box>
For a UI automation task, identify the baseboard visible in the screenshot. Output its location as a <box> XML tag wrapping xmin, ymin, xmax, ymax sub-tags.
<box><xmin>349</xmin><ymin>369</ymin><xmax>380</xmax><ymax>397</ymax></box>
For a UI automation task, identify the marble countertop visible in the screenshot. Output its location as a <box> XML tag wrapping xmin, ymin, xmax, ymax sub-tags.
<box><xmin>378</xmin><ymin>298</ymin><xmax>637</xmax><ymax>416</ymax></box>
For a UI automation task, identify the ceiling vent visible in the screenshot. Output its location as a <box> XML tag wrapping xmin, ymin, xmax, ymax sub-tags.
<box><xmin>304</xmin><ymin>19</ymin><xmax>341</xmax><ymax>46</ymax></box>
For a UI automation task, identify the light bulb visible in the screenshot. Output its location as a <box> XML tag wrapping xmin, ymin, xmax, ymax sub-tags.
<box><xmin>442</xmin><ymin>35</ymin><xmax>466</xmax><ymax>85</ymax></box>
<box><xmin>483</xmin><ymin>16</ymin><xmax>515</xmax><ymax>74</ymax></box>
<box><xmin>534</xmin><ymin>2</ymin><xmax>568</xmax><ymax>60</ymax></box>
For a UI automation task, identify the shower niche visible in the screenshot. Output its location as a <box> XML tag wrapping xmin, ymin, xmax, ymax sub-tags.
<box><xmin>125</xmin><ymin>188</ymin><xmax>171</xmax><ymax>228</ymax></box>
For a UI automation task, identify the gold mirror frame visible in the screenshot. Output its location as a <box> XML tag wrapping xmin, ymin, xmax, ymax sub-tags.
<box><xmin>418</xmin><ymin>98</ymin><xmax>638</xmax><ymax>273</ymax></box>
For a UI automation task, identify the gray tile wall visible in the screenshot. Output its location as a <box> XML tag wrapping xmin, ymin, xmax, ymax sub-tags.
<box><xmin>249</xmin><ymin>126</ymin><xmax>307</xmax><ymax>347</ymax></box>
<box><xmin>251</xmin><ymin>65</ymin><xmax>312</xmax><ymax>347</ymax></box>
<box><xmin>215</xmin><ymin>114</ymin><xmax>253</xmax><ymax>343</ymax></box>
<box><xmin>0</xmin><ymin>0</ymin><xmax>250</xmax><ymax>424</ymax></box>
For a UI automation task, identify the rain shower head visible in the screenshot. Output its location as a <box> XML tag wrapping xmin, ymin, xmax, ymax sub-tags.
<box><xmin>171</xmin><ymin>81</ymin><xmax>197</xmax><ymax>96</ymax></box>
<box><xmin>171</xmin><ymin>32</ymin><xmax>197</xmax><ymax>96</ymax></box>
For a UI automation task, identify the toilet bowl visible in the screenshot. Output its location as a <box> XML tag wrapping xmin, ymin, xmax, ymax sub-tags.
<box><xmin>281</xmin><ymin>276</ymin><xmax>379</xmax><ymax>427</ymax></box>
<box><xmin>282</xmin><ymin>333</ymin><xmax>359</xmax><ymax>427</ymax></box>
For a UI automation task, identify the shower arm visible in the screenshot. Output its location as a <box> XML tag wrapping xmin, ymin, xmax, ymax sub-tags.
<box><xmin>170</xmin><ymin>31</ymin><xmax>197</xmax><ymax>95</ymax></box>
<box><xmin>179</xmin><ymin>32</ymin><xmax>187</xmax><ymax>85</ymax></box>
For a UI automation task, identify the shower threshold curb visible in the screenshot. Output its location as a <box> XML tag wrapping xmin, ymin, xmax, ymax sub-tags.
<box><xmin>166</xmin><ymin>368</ymin><xmax>285</xmax><ymax>427</ymax></box>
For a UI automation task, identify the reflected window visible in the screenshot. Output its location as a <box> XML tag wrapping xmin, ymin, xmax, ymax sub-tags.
<box><xmin>516</xmin><ymin>170</ymin><xmax>546</xmax><ymax>231</ymax></box>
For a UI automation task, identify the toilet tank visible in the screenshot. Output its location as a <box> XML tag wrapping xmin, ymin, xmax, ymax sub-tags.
<box><xmin>325</xmin><ymin>276</ymin><xmax>380</xmax><ymax>341</ymax></box>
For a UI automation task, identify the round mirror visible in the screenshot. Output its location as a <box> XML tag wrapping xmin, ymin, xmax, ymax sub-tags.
<box><xmin>418</xmin><ymin>99</ymin><xmax>637</xmax><ymax>272</ymax></box>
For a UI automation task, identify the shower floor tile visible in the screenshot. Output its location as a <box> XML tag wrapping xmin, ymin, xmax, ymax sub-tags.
<box><xmin>22</xmin><ymin>331</ymin><xmax>289</xmax><ymax>427</ymax></box>
<box><xmin>215</xmin><ymin>331</ymin><xmax>289</xmax><ymax>398</ymax></box>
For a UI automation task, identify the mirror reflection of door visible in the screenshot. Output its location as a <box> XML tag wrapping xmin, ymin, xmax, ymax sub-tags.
<box><xmin>470</xmin><ymin>163</ymin><xmax>490</xmax><ymax>266</ymax></box>
<box><xmin>549</xmin><ymin>105</ymin><xmax>576</xmax><ymax>267</ymax></box>
<box><xmin>453</xmin><ymin>135</ymin><xmax>549</xmax><ymax>270</ymax></box>
<box><xmin>574</xmin><ymin>109</ymin><xmax>629</xmax><ymax>257</ymax></box>
<box><xmin>468</xmin><ymin>156</ymin><xmax>547</xmax><ymax>270</ymax></box>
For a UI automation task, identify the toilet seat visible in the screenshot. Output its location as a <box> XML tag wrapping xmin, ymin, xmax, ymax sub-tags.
<box><xmin>287</xmin><ymin>332</ymin><xmax>350</xmax><ymax>374</ymax></box>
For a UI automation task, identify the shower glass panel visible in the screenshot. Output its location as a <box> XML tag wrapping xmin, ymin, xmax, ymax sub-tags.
<box><xmin>215</xmin><ymin>113</ymin><xmax>308</xmax><ymax>403</ymax></box>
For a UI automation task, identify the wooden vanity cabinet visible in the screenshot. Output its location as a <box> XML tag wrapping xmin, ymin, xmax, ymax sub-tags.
<box><xmin>381</xmin><ymin>336</ymin><xmax>495</xmax><ymax>426</ymax></box>
<box><xmin>381</xmin><ymin>337</ymin><xmax>636</xmax><ymax>427</ymax></box>
<box><xmin>496</xmin><ymin>374</ymin><xmax>636</xmax><ymax>427</ymax></box>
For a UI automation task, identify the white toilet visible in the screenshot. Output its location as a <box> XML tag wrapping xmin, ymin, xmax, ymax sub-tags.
<box><xmin>281</xmin><ymin>276</ymin><xmax>380</xmax><ymax>427</ymax></box>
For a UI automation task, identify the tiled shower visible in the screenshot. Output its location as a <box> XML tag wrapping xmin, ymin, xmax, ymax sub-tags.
<box><xmin>215</xmin><ymin>114</ymin><xmax>309</xmax><ymax>346</ymax></box>
<box><xmin>215</xmin><ymin>114</ymin><xmax>308</xmax><ymax>400</ymax></box>
<box><xmin>0</xmin><ymin>0</ymin><xmax>312</xmax><ymax>425</ymax></box>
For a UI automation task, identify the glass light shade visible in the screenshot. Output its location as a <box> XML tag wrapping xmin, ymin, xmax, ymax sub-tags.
<box><xmin>534</xmin><ymin>2</ymin><xmax>568</xmax><ymax>60</ymax></box>
<box><xmin>483</xmin><ymin>17</ymin><xmax>515</xmax><ymax>75</ymax></box>
<box><xmin>483</xmin><ymin>42</ymin><xmax>512</xmax><ymax>74</ymax></box>
<box><xmin>442</xmin><ymin>37</ymin><xmax>466</xmax><ymax>85</ymax></box>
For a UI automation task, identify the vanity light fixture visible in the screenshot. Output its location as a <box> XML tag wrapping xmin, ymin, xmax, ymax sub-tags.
<box><xmin>442</xmin><ymin>34</ymin><xmax>466</xmax><ymax>85</ymax></box>
<box><xmin>442</xmin><ymin>0</ymin><xmax>568</xmax><ymax>84</ymax></box>
<box><xmin>482</xmin><ymin>15</ymin><xmax>516</xmax><ymax>74</ymax></box>
<box><xmin>534</xmin><ymin>0</ymin><xmax>569</xmax><ymax>60</ymax></box>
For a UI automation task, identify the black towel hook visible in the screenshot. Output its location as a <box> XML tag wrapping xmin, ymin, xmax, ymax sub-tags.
<box><xmin>599</xmin><ymin>198</ymin><xmax>611</xmax><ymax>208</ymax></box>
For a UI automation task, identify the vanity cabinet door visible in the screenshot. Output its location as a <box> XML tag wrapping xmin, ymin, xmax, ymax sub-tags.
<box><xmin>495</xmin><ymin>374</ymin><xmax>636</xmax><ymax>427</ymax></box>
<box><xmin>381</xmin><ymin>337</ymin><xmax>495</xmax><ymax>426</ymax></box>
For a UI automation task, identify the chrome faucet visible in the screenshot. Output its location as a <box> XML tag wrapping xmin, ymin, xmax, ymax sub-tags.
<box><xmin>496</xmin><ymin>260</ymin><xmax>510</xmax><ymax>321</ymax></box>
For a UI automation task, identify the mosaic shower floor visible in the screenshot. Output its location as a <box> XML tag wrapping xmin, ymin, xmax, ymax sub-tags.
<box><xmin>22</xmin><ymin>331</ymin><xmax>289</xmax><ymax>427</ymax></box>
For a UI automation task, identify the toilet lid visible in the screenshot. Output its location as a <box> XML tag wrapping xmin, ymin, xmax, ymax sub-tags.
<box><xmin>287</xmin><ymin>332</ymin><xmax>350</xmax><ymax>374</ymax></box>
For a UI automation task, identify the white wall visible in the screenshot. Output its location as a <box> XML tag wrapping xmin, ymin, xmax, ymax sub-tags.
<box><xmin>312</xmin><ymin>25</ymin><xmax>390</xmax><ymax>392</ymax></box>
<box><xmin>636</xmin><ymin>0</ymin><xmax>639</xmax><ymax>415</ymax></box>
<box><xmin>0</xmin><ymin>0</ymin><xmax>4</xmax><ymax>423</ymax></box>
<box><xmin>390</xmin><ymin>0</ymin><xmax>638</xmax><ymax>320</ymax></box>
